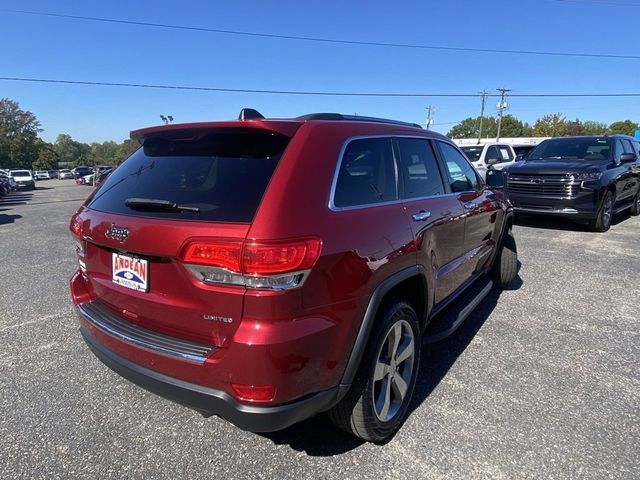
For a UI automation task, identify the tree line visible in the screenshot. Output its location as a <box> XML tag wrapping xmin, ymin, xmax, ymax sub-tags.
<box><xmin>2</xmin><ymin>97</ymin><xmax>638</xmax><ymax>169</ymax></box>
<box><xmin>447</xmin><ymin>113</ymin><xmax>639</xmax><ymax>139</ymax></box>
<box><xmin>0</xmin><ymin>98</ymin><xmax>138</xmax><ymax>170</ymax></box>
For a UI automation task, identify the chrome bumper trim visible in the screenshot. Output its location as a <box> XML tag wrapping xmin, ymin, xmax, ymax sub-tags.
<box><xmin>514</xmin><ymin>207</ymin><xmax>579</xmax><ymax>214</ymax></box>
<box><xmin>77</xmin><ymin>301</ymin><xmax>216</xmax><ymax>364</ymax></box>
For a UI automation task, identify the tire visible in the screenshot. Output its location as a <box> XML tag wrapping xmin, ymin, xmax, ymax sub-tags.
<box><xmin>590</xmin><ymin>190</ymin><xmax>614</xmax><ymax>232</ymax></box>
<box><xmin>491</xmin><ymin>228</ymin><xmax>518</xmax><ymax>288</ymax></box>
<box><xmin>630</xmin><ymin>189</ymin><xmax>640</xmax><ymax>216</ymax></box>
<box><xmin>328</xmin><ymin>300</ymin><xmax>421</xmax><ymax>442</ymax></box>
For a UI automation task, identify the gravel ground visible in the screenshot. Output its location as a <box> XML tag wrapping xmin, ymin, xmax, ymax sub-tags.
<box><xmin>1</xmin><ymin>180</ymin><xmax>638</xmax><ymax>479</ymax></box>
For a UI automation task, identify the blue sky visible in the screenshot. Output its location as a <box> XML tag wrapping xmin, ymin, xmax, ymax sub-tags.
<box><xmin>1</xmin><ymin>0</ymin><xmax>639</xmax><ymax>143</ymax></box>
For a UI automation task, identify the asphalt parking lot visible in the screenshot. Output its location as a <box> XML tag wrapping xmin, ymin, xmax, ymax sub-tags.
<box><xmin>1</xmin><ymin>180</ymin><xmax>638</xmax><ymax>479</ymax></box>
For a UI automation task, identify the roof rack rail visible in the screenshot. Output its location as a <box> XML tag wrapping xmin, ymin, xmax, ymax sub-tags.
<box><xmin>297</xmin><ymin>113</ymin><xmax>422</xmax><ymax>129</ymax></box>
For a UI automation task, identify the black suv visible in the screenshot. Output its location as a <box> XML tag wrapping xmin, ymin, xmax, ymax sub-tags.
<box><xmin>505</xmin><ymin>135</ymin><xmax>640</xmax><ymax>231</ymax></box>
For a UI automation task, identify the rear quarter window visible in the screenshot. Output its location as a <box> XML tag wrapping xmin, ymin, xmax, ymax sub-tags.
<box><xmin>332</xmin><ymin>137</ymin><xmax>396</xmax><ymax>208</ymax></box>
<box><xmin>87</xmin><ymin>130</ymin><xmax>289</xmax><ymax>223</ymax></box>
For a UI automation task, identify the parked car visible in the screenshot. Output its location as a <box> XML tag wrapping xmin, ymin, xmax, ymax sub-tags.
<box><xmin>72</xmin><ymin>166</ymin><xmax>93</xmax><ymax>179</ymax></box>
<box><xmin>460</xmin><ymin>142</ymin><xmax>517</xmax><ymax>180</ymax></box>
<box><xmin>9</xmin><ymin>169</ymin><xmax>35</xmax><ymax>190</ymax></box>
<box><xmin>80</xmin><ymin>173</ymin><xmax>95</xmax><ymax>186</ymax></box>
<box><xmin>0</xmin><ymin>169</ymin><xmax>17</xmax><ymax>190</ymax></box>
<box><xmin>0</xmin><ymin>174</ymin><xmax>12</xmax><ymax>196</ymax></box>
<box><xmin>69</xmin><ymin>110</ymin><xmax>517</xmax><ymax>442</ymax></box>
<box><xmin>505</xmin><ymin>135</ymin><xmax>640</xmax><ymax>231</ymax></box>
<box><xmin>34</xmin><ymin>170</ymin><xmax>53</xmax><ymax>180</ymax></box>
<box><xmin>58</xmin><ymin>169</ymin><xmax>74</xmax><ymax>179</ymax></box>
<box><xmin>95</xmin><ymin>167</ymin><xmax>114</xmax><ymax>185</ymax></box>
<box><xmin>48</xmin><ymin>170</ymin><xmax>59</xmax><ymax>179</ymax></box>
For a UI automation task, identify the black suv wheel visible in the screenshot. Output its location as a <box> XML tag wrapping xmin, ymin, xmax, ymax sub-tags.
<box><xmin>590</xmin><ymin>190</ymin><xmax>614</xmax><ymax>232</ymax></box>
<box><xmin>630</xmin><ymin>189</ymin><xmax>640</xmax><ymax>217</ymax></box>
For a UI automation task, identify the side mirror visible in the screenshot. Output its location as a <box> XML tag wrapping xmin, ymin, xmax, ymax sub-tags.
<box><xmin>486</xmin><ymin>169</ymin><xmax>506</xmax><ymax>189</ymax></box>
<box><xmin>620</xmin><ymin>153</ymin><xmax>637</xmax><ymax>163</ymax></box>
<box><xmin>486</xmin><ymin>157</ymin><xmax>499</xmax><ymax>166</ymax></box>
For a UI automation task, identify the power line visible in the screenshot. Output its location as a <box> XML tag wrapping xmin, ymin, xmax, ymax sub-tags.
<box><xmin>555</xmin><ymin>0</ymin><xmax>640</xmax><ymax>7</ymax></box>
<box><xmin>5</xmin><ymin>9</ymin><xmax>640</xmax><ymax>61</ymax></box>
<box><xmin>2</xmin><ymin>77</ymin><xmax>640</xmax><ymax>98</ymax></box>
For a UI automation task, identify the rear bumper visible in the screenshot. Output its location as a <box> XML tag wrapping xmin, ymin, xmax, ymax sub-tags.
<box><xmin>80</xmin><ymin>326</ymin><xmax>341</xmax><ymax>432</ymax></box>
<box><xmin>15</xmin><ymin>180</ymin><xmax>35</xmax><ymax>189</ymax></box>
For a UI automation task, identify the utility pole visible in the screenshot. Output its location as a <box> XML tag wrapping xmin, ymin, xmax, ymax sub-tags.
<box><xmin>477</xmin><ymin>90</ymin><xmax>489</xmax><ymax>144</ymax></box>
<box><xmin>495</xmin><ymin>88</ymin><xmax>511</xmax><ymax>141</ymax></box>
<box><xmin>425</xmin><ymin>106</ymin><xmax>434</xmax><ymax>130</ymax></box>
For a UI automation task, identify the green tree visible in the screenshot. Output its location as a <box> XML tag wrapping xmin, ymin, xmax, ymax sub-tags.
<box><xmin>581</xmin><ymin>120</ymin><xmax>609</xmax><ymax>135</ymax></box>
<box><xmin>88</xmin><ymin>141</ymin><xmax>120</xmax><ymax>166</ymax></box>
<box><xmin>54</xmin><ymin>133</ymin><xmax>90</xmax><ymax>167</ymax></box>
<box><xmin>447</xmin><ymin>116</ymin><xmax>497</xmax><ymax>139</ymax></box>
<box><xmin>532</xmin><ymin>113</ymin><xmax>568</xmax><ymax>137</ymax></box>
<box><xmin>608</xmin><ymin>120</ymin><xmax>639</xmax><ymax>136</ymax></box>
<box><xmin>565</xmin><ymin>119</ymin><xmax>585</xmax><ymax>136</ymax></box>
<box><xmin>0</xmin><ymin>98</ymin><xmax>42</xmax><ymax>168</ymax></box>
<box><xmin>117</xmin><ymin>139</ymin><xmax>139</xmax><ymax>161</ymax></box>
<box><xmin>32</xmin><ymin>142</ymin><xmax>59</xmax><ymax>170</ymax></box>
<box><xmin>498</xmin><ymin>115</ymin><xmax>533</xmax><ymax>137</ymax></box>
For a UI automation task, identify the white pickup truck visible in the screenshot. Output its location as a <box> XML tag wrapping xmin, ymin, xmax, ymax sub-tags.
<box><xmin>459</xmin><ymin>142</ymin><xmax>517</xmax><ymax>180</ymax></box>
<box><xmin>9</xmin><ymin>169</ymin><xmax>36</xmax><ymax>190</ymax></box>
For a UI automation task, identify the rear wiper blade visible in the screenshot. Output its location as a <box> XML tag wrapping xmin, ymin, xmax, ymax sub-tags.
<box><xmin>125</xmin><ymin>198</ymin><xmax>200</xmax><ymax>213</ymax></box>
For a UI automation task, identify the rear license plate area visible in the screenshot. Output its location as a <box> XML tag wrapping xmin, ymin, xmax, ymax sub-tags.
<box><xmin>112</xmin><ymin>252</ymin><xmax>149</xmax><ymax>292</ymax></box>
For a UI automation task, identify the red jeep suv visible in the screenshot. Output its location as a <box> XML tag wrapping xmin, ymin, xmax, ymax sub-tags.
<box><xmin>69</xmin><ymin>110</ymin><xmax>517</xmax><ymax>442</ymax></box>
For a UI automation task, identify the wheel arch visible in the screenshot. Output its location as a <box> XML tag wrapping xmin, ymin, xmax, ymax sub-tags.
<box><xmin>335</xmin><ymin>266</ymin><xmax>429</xmax><ymax>398</ymax></box>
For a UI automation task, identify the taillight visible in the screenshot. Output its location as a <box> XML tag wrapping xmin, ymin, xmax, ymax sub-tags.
<box><xmin>182</xmin><ymin>241</ymin><xmax>242</xmax><ymax>271</ymax></box>
<box><xmin>70</xmin><ymin>214</ymin><xmax>83</xmax><ymax>239</ymax></box>
<box><xmin>70</xmin><ymin>214</ymin><xmax>86</xmax><ymax>268</ymax></box>
<box><xmin>243</xmin><ymin>239</ymin><xmax>321</xmax><ymax>275</ymax></box>
<box><xmin>180</xmin><ymin>238</ymin><xmax>321</xmax><ymax>290</ymax></box>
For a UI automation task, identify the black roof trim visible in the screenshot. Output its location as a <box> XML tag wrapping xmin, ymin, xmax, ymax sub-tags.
<box><xmin>297</xmin><ymin>113</ymin><xmax>422</xmax><ymax>129</ymax></box>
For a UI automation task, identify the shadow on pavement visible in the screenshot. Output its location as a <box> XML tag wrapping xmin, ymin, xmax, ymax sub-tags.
<box><xmin>0</xmin><ymin>213</ymin><xmax>22</xmax><ymax>225</ymax></box>
<box><xmin>515</xmin><ymin>212</ymin><xmax>628</xmax><ymax>231</ymax></box>
<box><xmin>261</xmin><ymin>271</ymin><xmax>523</xmax><ymax>455</ymax></box>
<box><xmin>0</xmin><ymin>191</ymin><xmax>34</xmax><ymax>207</ymax></box>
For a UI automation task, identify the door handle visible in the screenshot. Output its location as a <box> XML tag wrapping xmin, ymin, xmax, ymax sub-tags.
<box><xmin>463</xmin><ymin>202</ymin><xmax>476</xmax><ymax>210</ymax></box>
<box><xmin>412</xmin><ymin>210</ymin><xmax>431</xmax><ymax>221</ymax></box>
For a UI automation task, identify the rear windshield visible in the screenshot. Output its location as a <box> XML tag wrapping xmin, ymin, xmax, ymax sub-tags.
<box><xmin>11</xmin><ymin>170</ymin><xmax>30</xmax><ymax>176</ymax></box>
<box><xmin>461</xmin><ymin>146</ymin><xmax>483</xmax><ymax>161</ymax></box>
<box><xmin>87</xmin><ymin>130</ymin><xmax>289</xmax><ymax>223</ymax></box>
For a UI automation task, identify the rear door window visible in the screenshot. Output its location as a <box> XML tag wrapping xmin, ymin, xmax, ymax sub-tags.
<box><xmin>396</xmin><ymin>138</ymin><xmax>445</xmax><ymax>199</ymax></box>
<box><xmin>333</xmin><ymin>137</ymin><xmax>396</xmax><ymax>208</ymax></box>
<box><xmin>497</xmin><ymin>145</ymin><xmax>514</xmax><ymax>162</ymax></box>
<box><xmin>88</xmin><ymin>130</ymin><xmax>290</xmax><ymax>223</ymax></box>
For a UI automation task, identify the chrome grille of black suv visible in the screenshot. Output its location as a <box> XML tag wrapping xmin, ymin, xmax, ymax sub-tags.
<box><xmin>507</xmin><ymin>173</ymin><xmax>580</xmax><ymax>197</ymax></box>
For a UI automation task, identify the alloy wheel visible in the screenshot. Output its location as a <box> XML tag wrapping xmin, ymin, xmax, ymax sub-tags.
<box><xmin>602</xmin><ymin>194</ymin><xmax>613</xmax><ymax>229</ymax></box>
<box><xmin>372</xmin><ymin>319</ymin><xmax>416</xmax><ymax>422</ymax></box>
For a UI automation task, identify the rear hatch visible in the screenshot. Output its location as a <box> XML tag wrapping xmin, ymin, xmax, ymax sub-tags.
<box><xmin>74</xmin><ymin>124</ymin><xmax>296</xmax><ymax>347</ymax></box>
